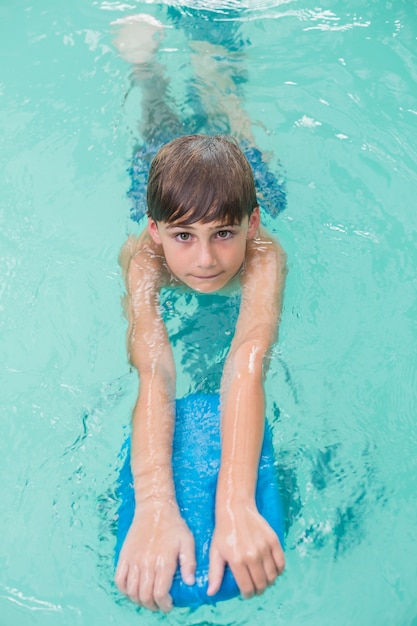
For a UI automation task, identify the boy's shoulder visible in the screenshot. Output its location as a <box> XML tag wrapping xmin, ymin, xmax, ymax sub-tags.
<box><xmin>242</xmin><ymin>226</ymin><xmax>287</xmax><ymax>303</ymax></box>
<box><xmin>246</xmin><ymin>226</ymin><xmax>286</xmax><ymax>265</ymax></box>
<box><xmin>119</xmin><ymin>230</ymin><xmax>163</xmax><ymax>285</ymax></box>
<box><xmin>119</xmin><ymin>230</ymin><xmax>180</xmax><ymax>292</ymax></box>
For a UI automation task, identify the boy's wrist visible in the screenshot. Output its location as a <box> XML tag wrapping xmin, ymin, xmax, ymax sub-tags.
<box><xmin>215</xmin><ymin>489</ymin><xmax>256</xmax><ymax>516</ymax></box>
<box><xmin>132</xmin><ymin>463</ymin><xmax>176</xmax><ymax>504</ymax></box>
<box><xmin>215</xmin><ymin>464</ymin><xmax>257</xmax><ymax>505</ymax></box>
<box><xmin>134</xmin><ymin>492</ymin><xmax>179</xmax><ymax>512</ymax></box>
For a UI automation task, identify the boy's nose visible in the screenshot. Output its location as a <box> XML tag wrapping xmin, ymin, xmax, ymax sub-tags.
<box><xmin>196</xmin><ymin>244</ymin><xmax>216</xmax><ymax>269</ymax></box>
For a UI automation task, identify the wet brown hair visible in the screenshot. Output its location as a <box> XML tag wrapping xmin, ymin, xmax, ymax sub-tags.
<box><xmin>146</xmin><ymin>135</ymin><xmax>258</xmax><ymax>225</ymax></box>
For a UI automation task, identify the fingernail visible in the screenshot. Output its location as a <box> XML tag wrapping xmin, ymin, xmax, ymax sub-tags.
<box><xmin>162</xmin><ymin>601</ymin><xmax>173</xmax><ymax>613</ymax></box>
<box><xmin>184</xmin><ymin>574</ymin><xmax>195</xmax><ymax>586</ymax></box>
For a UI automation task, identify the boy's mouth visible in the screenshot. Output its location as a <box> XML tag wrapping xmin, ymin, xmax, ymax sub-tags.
<box><xmin>191</xmin><ymin>272</ymin><xmax>223</xmax><ymax>280</ymax></box>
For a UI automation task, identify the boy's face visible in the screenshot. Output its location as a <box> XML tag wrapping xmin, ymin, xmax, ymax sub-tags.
<box><xmin>148</xmin><ymin>208</ymin><xmax>260</xmax><ymax>293</ymax></box>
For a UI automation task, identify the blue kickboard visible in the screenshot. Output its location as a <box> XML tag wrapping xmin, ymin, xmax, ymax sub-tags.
<box><xmin>115</xmin><ymin>393</ymin><xmax>284</xmax><ymax>608</ymax></box>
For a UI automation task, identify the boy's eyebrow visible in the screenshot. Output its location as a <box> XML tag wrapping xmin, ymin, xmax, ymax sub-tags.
<box><xmin>165</xmin><ymin>223</ymin><xmax>236</xmax><ymax>231</ymax></box>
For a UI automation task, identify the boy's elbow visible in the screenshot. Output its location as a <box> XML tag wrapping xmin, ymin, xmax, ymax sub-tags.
<box><xmin>231</xmin><ymin>338</ymin><xmax>271</xmax><ymax>374</ymax></box>
<box><xmin>129</xmin><ymin>342</ymin><xmax>175</xmax><ymax>383</ymax></box>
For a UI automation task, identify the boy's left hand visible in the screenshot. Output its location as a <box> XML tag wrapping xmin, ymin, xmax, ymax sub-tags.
<box><xmin>207</xmin><ymin>501</ymin><xmax>285</xmax><ymax>599</ymax></box>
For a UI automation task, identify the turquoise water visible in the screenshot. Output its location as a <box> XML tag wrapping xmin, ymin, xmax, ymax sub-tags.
<box><xmin>1</xmin><ymin>1</ymin><xmax>417</xmax><ymax>625</ymax></box>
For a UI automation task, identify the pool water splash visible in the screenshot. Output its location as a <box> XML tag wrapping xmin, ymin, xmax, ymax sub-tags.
<box><xmin>2</xmin><ymin>0</ymin><xmax>417</xmax><ymax>624</ymax></box>
<box><xmin>292</xmin><ymin>441</ymin><xmax>388</xmax><ymax>560</ymax></box>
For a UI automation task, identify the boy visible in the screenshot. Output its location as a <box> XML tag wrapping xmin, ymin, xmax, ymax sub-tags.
<box><xmin>113</xmin><ymin>17</ymin><xmax>287</xmax><ymax>614</ymax></box>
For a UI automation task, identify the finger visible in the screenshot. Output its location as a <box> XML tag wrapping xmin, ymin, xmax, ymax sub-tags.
<box><xmin>207</xmin><ymin>549</ymin><xmax>225</xmax><ymax>596</ymax></box>
<box><xmin>138</xmin><ymin>567</ymin><xmax>158</xmax><ymax>611</ymax></box>
<box><xmin>264</xmin><ymin>549</ymin><xmax>280</xmax><ymax>585</ymax></box>
<box><xmin>153</xmin><ymin>581</ymin><xmax>173</xmax><ymax>613</ymax></box>
<box><xmin>126</xmin><ymin>565</ymin><xmax>141</xmax><ymax>604</ymax></box>
<box><xmin>246</xmin><ymin>556</ymin><xmax>268</xmax><ymax>595</ymax></box>
<box><xmin>114</xmin><ymin>559</ymin><xmax>129</xmax><ymax>594</ymax></box>
<box><xmin>179</xmin><ymin>532</ymin><xmax>196</xmax><ymax>586</ymax></box>
<box><xmin>233</xmin><ymin>563</ymin><xmax>255</xmax><ymax>599</ymax></box>
<box><xmin>153</xmin><ymin>555</ymin><xmax>177</xmax><ymax>613</ymax></box>
<box><xmin>272</xmin><ymin>543</ymin><xmax>285</xmax><ymax>576</ymax></box>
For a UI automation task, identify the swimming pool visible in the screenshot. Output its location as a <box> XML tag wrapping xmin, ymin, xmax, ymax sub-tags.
<box><xmin>1</xmin><ymin>0</ymin><xmax>417</xmax><ymax>624</ymax></box>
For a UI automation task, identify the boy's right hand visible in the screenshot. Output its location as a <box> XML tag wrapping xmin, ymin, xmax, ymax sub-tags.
<box><xmin>114</xmin><ymin>501</ymin><xmax>196</xmax><ymax>612</ymax></box>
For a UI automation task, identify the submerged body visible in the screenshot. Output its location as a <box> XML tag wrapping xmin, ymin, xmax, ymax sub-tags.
<box><xmin>112</xmin><ymin>16</ymin><xmax>287</xmax><ymax>614</ymax></box>
<box><xmin>116</xmin><ymin>139</ymin><xmax>287</xmax><ymax>613</ymax></box>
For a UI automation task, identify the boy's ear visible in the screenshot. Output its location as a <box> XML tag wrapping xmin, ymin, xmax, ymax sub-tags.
<box><xmin>247</xmin><ymin>207</ymin><xmax>261</xmax><ymax>239</ymax></box>
<box><xmin>147</xmin><ymin>217</ymin><xmax>162</xmax><ymax>244</ymax></box>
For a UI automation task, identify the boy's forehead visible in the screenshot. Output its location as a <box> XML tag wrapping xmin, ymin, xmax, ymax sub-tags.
<box><xmin>164</xmin><ymin>217</ymin><xmax>246</xmax><ymax>229</ymax></box>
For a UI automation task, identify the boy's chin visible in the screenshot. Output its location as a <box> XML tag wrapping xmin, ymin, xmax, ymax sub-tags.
<box><xmin>185</xmin><ymin>275</ymin><xmax>239</xmax><ymax>295</ymax></box>
<box><xmin>193</xmin><ymin>284</ymin><xmax>223</xmax><ymax>294</ymax></box>
<box><xmin>183</xmin><ymin>280</ymin><xmax>221</xmax><ymax>294</ymax></box>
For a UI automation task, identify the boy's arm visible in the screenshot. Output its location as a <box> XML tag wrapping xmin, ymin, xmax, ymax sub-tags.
<box><xmin>115</xmin><ymin>233</ymin><xmax>196</xmax><ymax>613</ymax></box>
<box><xmin>208</xmin><ymin>228</ymin><xmax>287</xmax><ymax>598</ymax></box>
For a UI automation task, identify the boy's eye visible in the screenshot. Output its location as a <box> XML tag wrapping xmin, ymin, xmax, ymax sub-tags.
<box><xmin>216</xmin><ymin>230</ymin><xmax>232</xmax><ymax>239</ymax></box>
<box><xmin>176</xmin><ymin>232</ymin><xmax>191</xmax><ymax>241</ymax></box>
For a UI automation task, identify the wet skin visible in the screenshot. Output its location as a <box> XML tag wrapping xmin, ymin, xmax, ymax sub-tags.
<box><xmin>147</xmin><ymin>208</ymin><xmax>261</xmax><ymax>293</ymax></box>
<box><xmin>115</xmin><ymin>208</ymin><xmax>286</xmax><ymax>611</ymax></box>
